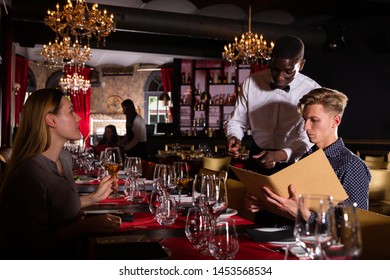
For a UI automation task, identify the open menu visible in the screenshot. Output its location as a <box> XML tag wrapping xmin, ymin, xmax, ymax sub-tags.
<box><xmin>230</xmin><ymin>149</ymin><xmax>348</xmax><ymax>202</ymax></box>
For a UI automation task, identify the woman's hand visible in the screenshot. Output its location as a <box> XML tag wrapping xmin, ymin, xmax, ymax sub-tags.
<box><xmin>80</xmin><ymin>175</ymin><xmax>116</xmax><ymax>208</ymax></box>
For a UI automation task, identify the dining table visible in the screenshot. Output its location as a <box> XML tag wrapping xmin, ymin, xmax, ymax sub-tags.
<box><xmin>76</xmin><ymin>175</ymin><xmax>300</xmax><ymax>260</ymax></box>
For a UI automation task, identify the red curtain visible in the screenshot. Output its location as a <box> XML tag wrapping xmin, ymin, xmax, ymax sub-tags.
<box><xmin>1</xmin><ymin>12</ymin><xmax>13</xmax><ymax>147</ymax></box>
<box><xmin>160</xmin><ymin>67</ymin><xmax>174</xmax><ymax>92</ymax></box>
<box><xmin>14</xmin><ymin>55</ymin><xmax>29</xmax><ymax>126</ymax></box>
<box><xmin>64</xmin><ymin>65</ymin><xmax>91</xmax><ymax>147</ymax></box>
<box><xmin>252</xmin><ymin>63</ymin><xmax>269</xmax><ymax>73</ymax></box>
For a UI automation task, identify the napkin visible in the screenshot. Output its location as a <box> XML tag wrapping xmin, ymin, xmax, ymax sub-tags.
<box><xmin>245</xmin><ymin>227</ymin><xmax>294</xmax><ymax>243</ymax></box>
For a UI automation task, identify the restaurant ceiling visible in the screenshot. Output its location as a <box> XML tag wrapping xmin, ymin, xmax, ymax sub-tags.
<box><xmin>10</xmin><ymin>0</ymin><xmax>390</xmax><ymax>67</ymax></box>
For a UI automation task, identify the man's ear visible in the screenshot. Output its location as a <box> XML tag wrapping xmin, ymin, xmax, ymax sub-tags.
<box><xmin>45</xmin><ymin>113</ymin><xmax>56</xmax><ymax>128</ymax></box>
<box><xmin>299</xmin><ymin>59</ymin><xmax>306</xmax><ymax>71</ymax></box>
<box><xmin>333</xmin><ymin>115</ymin><xmax>342</xmax><ymax>127</ymax></box>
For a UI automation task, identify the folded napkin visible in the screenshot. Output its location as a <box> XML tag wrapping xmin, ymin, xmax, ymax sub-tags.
<box><xmin>245</xmin><ymin>227</ymin><xmax>294</xmax><ymax>243</ymax></box>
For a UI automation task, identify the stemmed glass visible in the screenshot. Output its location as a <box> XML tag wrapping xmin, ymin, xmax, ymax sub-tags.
<box><xmin>294</xmin><ymin>194</ymin><xmax>335</xmax><ymax>260</ymax></box>
<box><xmin>323</xmin><ymin>202</ymin><xmax>362</xmax><ymax>259</ymax></box>
<box><xmin>199</xmin><ymin>174</ymin><xmax>228</xmax><ymax>225</ymax></box>
<box><xmin>173</xmin><ymin>161</ymin><xmax>190</xmax><ymax>210</ymax></box>
<box><xmin>102</xmin><ymin>147</ymin><xmax>123</xmax><ymax>198</ymax></box>
<box><xmin>154</xmin><ymin>164</ymin><xmax>176</xmax><ymax>196</ymax></box>
<box><xmin>208</xmin><ymin>218</ymin><xmax>239</xmax><ymax>260</ymax></box>
<box><xmin>123</xmin><ymin>157</ymin><xmax>143</xmax><ymax>201</ymax></box>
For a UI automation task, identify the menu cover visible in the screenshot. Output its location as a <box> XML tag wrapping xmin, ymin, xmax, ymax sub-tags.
<box><xmin>230</xmin><ymin>149</ymin><xmax>348</xmax><ymax>202</ymax></box>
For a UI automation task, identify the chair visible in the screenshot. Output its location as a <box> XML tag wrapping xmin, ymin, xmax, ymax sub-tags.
<box><xmin>364</xmin><ymin>161</ymin><xmax>390</xmax><ymax>169</ymax></box>
<box><xmin>198</xmin><ymin>167</ymin><xmax>228</xmax><ymax>183</ymax></box>
<box><xmin>368</xmin><ymin>169</ymin><xmax>390</xmax><ymax>215</ymax></box>
<box><xmin>225</xmin><ymin>178</ymin><xmax>255</xmax><ymax>222</ymax></box>
<box><xmin>141</xmin><ymin>160</ymin><xmax>156</xmax><ymax>180</ymax></box>
<box><xmin>202</xmin><ymin>156</ymin><xmax>231</xmax><ymax>172</ymax></box>
<box><xmin>365</xmin><ymin>155</ymin><xmax>386</xmax><ymax>162</ymax></box>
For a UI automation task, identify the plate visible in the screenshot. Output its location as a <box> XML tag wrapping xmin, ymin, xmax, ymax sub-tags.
<box><xmin>220</xmin><ymin>208</ymin><xmax>238</xmax><ymax>218</ymax></box>
<box><xmin>254</xmin><ymin>228</ymin><xmax>285</xmax><ymax>233</ymax></box>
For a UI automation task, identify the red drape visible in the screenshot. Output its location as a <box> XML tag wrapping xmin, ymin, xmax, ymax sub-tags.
<box><xmin>252</xmin><ymin>63</ymin><xmax>269</xmax><ymax>73</ymax></box>
<box><xmin>64</xmin><ymin>65</ymin><xmax>91</xmax><ymax>147</ymax></box>
<box><xmin>1</xmin><ymin>12</ymin><xmax>13</xmax><ymax>147</ymax></box>
<box><xmin>160</xmin><ymin>68</ymin><xmax>174</xmax><ymax>92</ymax></box>
<box><xmin>14</xmin><ymin>56</ymin><xmax>29</xmax><ymax>126</ymax></box>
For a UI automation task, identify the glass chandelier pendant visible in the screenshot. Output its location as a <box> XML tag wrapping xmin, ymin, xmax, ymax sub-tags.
<box><xmin>222</xmin><ymin>3</ymin><xmax>274</xmax><ymax>65</ymax></box>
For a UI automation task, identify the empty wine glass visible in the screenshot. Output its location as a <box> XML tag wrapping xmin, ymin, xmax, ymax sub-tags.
<box><xmin>324</xmin><ymin>202</ymin><xmax>362</xmax><ymax>259</ymax></box>
<box><xmin>208</xmin><ymin>218</ymin><xmax>239</xmax><ymax>260</ymax></box>
<box><xmin>154</xmin><ymin>164</ymin><xmax>176</xmax><ymax>195</ymax></box>
<box><xmin>173</xmin><ymin>161</ymin><xmax>190</xmax><ymax>210</ymax></box>
<box><xmin>149</xmin><ymin>189</ymin><xmax>164</xmax><ymax>217</ymax></box>
<box><xmin>294</xmin><ymin>194</ymin><xmax>335</xmax><ymax>260</ymax></box>
<box><xmin>200</xmin><ymin>174</ymin><xmax>228</xmax><ymax>225</ymax></box>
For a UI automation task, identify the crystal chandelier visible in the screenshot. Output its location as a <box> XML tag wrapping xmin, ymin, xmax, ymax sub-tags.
<box><xmin>41</xmin><ymin>0</ymin><xmax>115</xmax><ymax>67</ymax></box>
<box><xmin>59</xmin><ymin>70</ymin><xmax>91</xmax><ymax>95</ymax></box>
<box><xmin>222</xmin><ymin>3</ymin><xmax>274</xmax><ymax>65</ymax></box>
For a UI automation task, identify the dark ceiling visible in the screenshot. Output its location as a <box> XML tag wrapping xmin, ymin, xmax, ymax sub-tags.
<box><xmin>9</xmin><ymin>0</ymin><xmax>390</xmax><ymax>60</ymax></box>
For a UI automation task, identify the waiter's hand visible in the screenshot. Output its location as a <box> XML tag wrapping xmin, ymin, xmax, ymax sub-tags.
<box><xmin>227</xmin><ymin>136</ymin><xmax>241</xmax><ymax>158</ymax></box>
<box><xmin>252</xmin><ymin>150</ymin><xmax>287</xmax><ymax>169</ymax></box>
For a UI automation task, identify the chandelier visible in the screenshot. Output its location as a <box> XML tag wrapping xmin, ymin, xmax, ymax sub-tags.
<box><xmin>59</xmin><ymin>70</ymin><xmax>91</xmax><ymax>95</ymax></box>
<box><xmin>40</xmin><ymin>0</ymin><xmax>115</xmax><ymax>93</ymax></box>
<box><xmin>222</xmin><ymin>3</ymin><xmax>274</xmax><ymax>65</ymax></box>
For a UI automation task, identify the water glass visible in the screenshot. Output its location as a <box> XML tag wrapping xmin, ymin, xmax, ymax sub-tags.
<box><xmin>149</xmin><ymin>189</ymin><xmax>164</xmax><ymax>217</ymax></box>
<box><xmin>324</xmin><ymin>202</ymin><xmax>362</xmax><ymax>259</ymax></box>
<box><xmin>156</xmin><ymin>196</ymin><xmax>178</xmax><ymax>226</ymax></box>
<box><xmin>124</xmin><ymin>178</ymin><xmax>146</xmax><ymax>203</ymax></box>
<box><xmin>294</xmin><ymin>194</ymin><xmax>335</xmax><ymax>260</ymax></box>
<box><xmin>208</xmin><ymin>218</ymin><xmax>239</xmax><ymax>260</ymax></box>
<box><xmin>185</xmin><ymin>207</ymin><xmax>212</xmax><ymax>251</ymax></box>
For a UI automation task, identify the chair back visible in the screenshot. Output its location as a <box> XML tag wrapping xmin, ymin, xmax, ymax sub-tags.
<box><xmin>369</xmin><ymin>169</ymin><xmax>390</xmax><ymax>202</ymax></box>
<box><xmin>365</xmin><ymin>161</ymin><xmax>390</xmax><ymax>169</ymax></box>
<box><xmin>141</xmin><ymin>160</ymin><xmax>157</xmax><ymax>180</ymax></box>
<box><xmin>202</xmin><ymin>156</ymin><xmax>231</xmax><ymax>172</ymax></box>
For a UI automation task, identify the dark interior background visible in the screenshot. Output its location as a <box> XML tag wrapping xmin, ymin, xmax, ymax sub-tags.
<box><xmin>8</xmin><ymin>0</ymin><xmax>390</xmax><ymax>140</ymax></box>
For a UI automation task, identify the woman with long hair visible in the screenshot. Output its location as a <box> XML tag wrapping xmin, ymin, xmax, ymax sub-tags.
<box><xmin>0</xmin><ymin>88</ymin><xmax>121</xmax><ymax>259</ymax></box>
<box><xmin>118</xmin><ymin>99</ymin><xmax>147</xmax><ymax>159</ymax></box>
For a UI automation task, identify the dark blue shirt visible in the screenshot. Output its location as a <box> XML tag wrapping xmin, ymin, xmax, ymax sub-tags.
<box><xmin>306</xmin><ymin>138</ymin><xmax>370</xmax><ymax>210</ymax></box>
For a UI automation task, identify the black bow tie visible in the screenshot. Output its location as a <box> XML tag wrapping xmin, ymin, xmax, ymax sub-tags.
<box><xmin>270</xmin><ymin>82</ymin><xmax>290</xmax><ymax>92</ymax></box>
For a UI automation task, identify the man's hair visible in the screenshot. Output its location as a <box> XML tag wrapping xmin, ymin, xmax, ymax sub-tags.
<box><xmin>297</xmin><ymin>87</ymin><xmax>349</xmax><ymax>116</ymax></box>
<box><xmin>271</xmin><ymin>35</ymin><xmax>304</xmax><ymax>60</ymax></box>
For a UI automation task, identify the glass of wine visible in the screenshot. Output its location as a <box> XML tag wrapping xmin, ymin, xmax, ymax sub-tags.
<box><xmin>102</xmin><ymin>147</ymin><xmax>123</xmax><ymax>198</ymax></box>
<box><xmin>173</xmin><ymin>161</ymin><xmax>190</xmax><ymax>210</ymax></box>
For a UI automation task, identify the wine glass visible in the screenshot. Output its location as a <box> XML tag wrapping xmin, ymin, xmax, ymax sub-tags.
<box><xmin>123</xmin><ymin>157</ymin><xmax>143</xmax><ymax>201</ymax></box>
<box><xmin>173</xmin><ymin>161</ymin><xmax>190</xmax><ymax>210</ymax></box>
<box><xmin>192</xmin><ymin>174</ymin><xmax>204</xmax><ymax>209</ymax></box>
<box><xmin>124</xmin><ymin>157</ymin><xmax>142</xmax><ymax>179</ymax></box>
<box><xmin>102</xmin><ymin>147</ymin><xmax>123</xmax><ymax>198</ymax></box>
<box><xmin>324</xmin><ymin>202</ymin><xmax>362</xmax><ymax>259</ymax></box>
<box><xmin>294</xmin><ymin>194</ymin><xmax>335</xmax><ymax>260</ymax></box>
<box><xmin>155</xmin><ymin>196</ymin><xmax>178</xmax><ymax>226</ymax></box>
<box><xmin>208</xmin><ymin>218</ymin><xmax>239</xmax><ymax>260</ymax></box>
<box><xmin>154</xmin><ymin>164</ymin><xmax>176</xmax><ymax>196</ymax></box>
<box><xmin>199</xmin><ymin>174</ymin><xmax>228</xmax><ymax>224</ymax></box>
<box><xmin>185</xmin><ymin>207</ymin><xmax>212</xmax><ymax>253</ymax></box>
